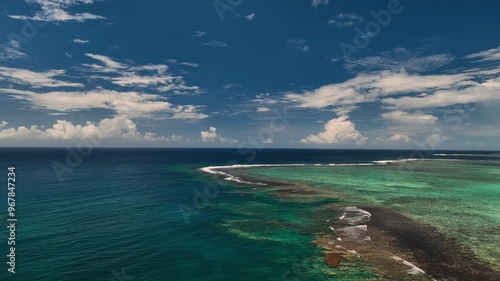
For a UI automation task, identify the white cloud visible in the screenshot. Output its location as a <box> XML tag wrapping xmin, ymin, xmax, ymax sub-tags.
<box><xmin>287</xmin><ymin>39</ymin><xmax>310</xmax><ymax>52</ymax></box>
<box><xmin>257</xmin><ymin>107</ymin><xmax>271</xmax><ymax>112</ymax></box>
<box><xmin>0</xmin><ymin>115</ymin><xmax>189</xmax><ymax>143</ymax></box>
<box><xmin>84</xmin><ymin>54</ymin><xmax>203</xmax><ymax>94</ymax></box>
<box><xmin>381</xmin><ymin>110</ymin><xmax>438</xmax><ymax>124</ymax></box>
<box><xmin>193</xmin><ymin>31</ymin><xmax>206</xmax><ymax>37</ymax></box>
<box><xmin>252</xmin><ymin>94</ymin><xmax>278</xmax><ymax>105</ymax></box>
<box><xmin>301</xmin><ymin>116</ymin><xmax>367</xmax><ymax>145</ymax></box>
<box><xmin>328</xmin><ymin>14</ymin><xmax>364</xmax><ymax>27</ymax></box>
<box><xmin>424</xmin><ymin>131</ymin><xmax>449</xmax><ymax>146</ymax></box>
<box><xmin>382</xmin><ymin>78</ymin><xmax>500</xmax><ymax>109</ymax></box>
<box><xmin>223</xmin><ymin>83</ymin><xmax>242</xmax><ymax>90</ymax></box>
<box><xmin>0</xmin><ymin>115</ymin><xmax>139</xmax><ymax>140</ymax></box>
<box><xmin>85</xmin><ymin>53</ymin><xmax>126</xmax><ymax>71</ymax></box>
<box><xmin>167</xmin><ymin>59</ymin><xmax>199</xmax><ymax>68</ymax></box>
<box><xmin>388</xmin><ymin>133</ymin><xmax>410</xmax><ymax>143</ymax></box>
<box><xmin>246</xmin><ymin>13</ymin><xmax>256</xmax><ymax>21</ymax></box>
<box><xmin>311</xmin><ymin>0</ymin><xmax>330</xmax><ymax>8</ymax></box>
<box><xmin>200</xmin><ymin>127</ymin><xmax>237</xmax><ymax>143</ymax></box>
<box><xmin>73</xmin><ymin>38</ymin><xmax>89</xmax><ymax>44</ymax></box>
<box><xmin>9</xmin><ymin>0</ymin><xmax>105</xmax><ymax>22</ymax></box>
<box><xmin>0</xmin><ymin>88</ymin><xmax>208</xmax><ymax>119</ymax></box>
<box><xmin>203</xmin><ymin>41</ymin><xmax>228</xmax><ymax>48</ymax></box>
<box><xmin>465</xmin><ymin>46</ymin><xmax>500</xmax><ymax>62</ymax></box>
<box><xmin>0</xmin><ymin>121</ymin><xmax>8</xmax><ymax>128</ymax></box>
<box><xmin>0</xmin><ymin>67</ymin><xmax>84</xmax><ymax>88</ymax></box>
<box><xmin>285</xmin><ymin>71</ymin><xmax>473</xmax><ymax>109</ymax></box>
<box><xmin>0</xmin><ymin>40</ymin><xmax>28</xmax><ymax>61</ymax></box>
<box><xmin>287</xmin><ymin>46</ymin><xmax>500</xmax><ymax>114</ymax></box>
<box><xmin>201</xmin><ymin>127</ymin><xmax>217</xmax><ymax>142</ymax></box>
<box><xmin>263</xmin><ymin>138</ymin><xmax>273</xmax><ymax>144</ymax></box>
<box><xmin>376</xmin><ymin>133</ymin><xmax>410</xmax><ymax>143</ymax></box>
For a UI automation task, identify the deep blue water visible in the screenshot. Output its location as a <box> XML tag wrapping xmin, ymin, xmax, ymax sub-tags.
<box><xmin>0</xmin><ymin>148</ymin><xmax>498</xmax><ymax>280</ymax></box>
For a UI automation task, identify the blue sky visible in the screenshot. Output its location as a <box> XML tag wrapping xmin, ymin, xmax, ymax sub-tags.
<box><xmin>0</xmin><ymin>0</ymin><xmax>499</xmax><ymax>149</ymax></box>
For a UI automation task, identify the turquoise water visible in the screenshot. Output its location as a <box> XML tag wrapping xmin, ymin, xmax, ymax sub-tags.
<box><xmin>0</xmin><ymin>149</ymin><xmax>498</xmax><ymax>280</ymax></box>
<box><xmin>242</xmin><ymin>160</ymin><xmax>500</xmax><ymax>270</ymax></box>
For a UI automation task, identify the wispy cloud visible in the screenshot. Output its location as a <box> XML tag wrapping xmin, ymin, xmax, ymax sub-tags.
<box><xmin>0</xmin><ymin>88</ymin><xmax>208</xmax><ymax>119</ymax></box>
<box><xmin>193</xmin><ymin>31</ymin><xmax>207</xmax><ymax>37</ymax></box>
<box><xmin>381</xmin><ymin>110</ymin><xmax>438</xmax><ymax>124</ymax></box>
<box><xmin>311</xmin><ymin>0</ymin><xmax>330</xmax><ymax>8</ymax></box>
<box><xmin>9</xmin><ymin>0</ymin><xmax>105</xmax><ymax>22</ymax></box>
<box><xmin>0</xmin><ymin>40</ymin><xmax>28</xmax><ymax>61</ymax></box>
<box><xmin>465</xmin><ymin>46</ymin><xmax>500</xmax><ymax>62</ymax></box>
<box><xmin>0</xmin><ymin>67</ymin><xmax>83</xmax><ymax>88</ymax></box>
<box><xmin>287</xmin><ymin>39</ymin><xmax>310</xmax><ymax>52</ymax></box>
<box><xmin>328</xmin><ymin>13</ymin><xmax>364</xmax><ymax>27</ymax></box>
<box><xmin>73</xmin><ymin>38</ymin><xmax>89</xmax><ymax>44</ymax></box>
<box><xmin>83</xmin><ymin>53</ymin><xmax>203</xmax><ymax>95</ymax></box>
<box><xmin>203</xmin><ymin>40</ymin><xmax>228</xmax><ymax>48</ymax></box>
<box><xmin>246</xmin><ymin>13</ymin><xmax>256</xmax><ymax>21</ymax></box>
<box><xmin>344</xmin><ymin>48</ymin><xmax>455</xmax><ymax>72</ymax></box>
<box><xmin>167</xmin><ymin>59</ymin><xmax>200</xmax><ymax>68</ymax></box>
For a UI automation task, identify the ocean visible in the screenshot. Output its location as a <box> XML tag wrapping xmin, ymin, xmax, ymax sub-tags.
<box><xmin>0</xmin><ymin>148</ymin><xmax>498</xmax><ymax>280</ymax></box>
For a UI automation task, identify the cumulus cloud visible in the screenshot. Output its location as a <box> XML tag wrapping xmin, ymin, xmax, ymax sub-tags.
<box><xmin>0</xmin><ymin>67</ymin><xmax>84</xmax><ymax>88</ymax></box>
<box><xmin>9</xmin><ymin>0</ymin><xmax>105</xmax><ymax>22</ymax></box>
<box><xmin>0</xmin><ymin>115</ymin><xmax>188</xmax><ymax>143</ymax></box>
<box><xmin>381</xmin><ymin>110</ymin><xmax>438</xmax><ymax>124</ymax></box>
<box><xmin>200</xmin><ymin>127</ymin><xmax>237</xmax><ymax>143</ymax></box>
<box><xmin>301</xmin><ymin>116</ymin><xmax>367</xmax><ymax>145</ymax></box>
<box><xmin>0</xmin><ymin>121</ymin><xmax>8</xmax><ymax>128</ymax></box>
<box><xmin>0</xmin><ymin>115</ymin><xmax>138</xmax><ymax>140</ymax></box>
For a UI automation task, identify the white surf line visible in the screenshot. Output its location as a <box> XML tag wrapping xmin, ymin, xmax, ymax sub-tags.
<box><xmin>391</xmin><ymin>256</ymin><xmax>426</xmax><ymax>275</ymax></box>
<box><xmin>200</xmin><ymin>164</ymin><xmax>307</xmax><ymax>185</ymax></box>
<box><xmin>200</xmin><ymin>159</ymin><xmax>463</xmax><ymax>185</ymax></box>
<box><xmin>433</xmin><ymin>153</ymin><xmax>500</xmax><ymax>157</ymax></box>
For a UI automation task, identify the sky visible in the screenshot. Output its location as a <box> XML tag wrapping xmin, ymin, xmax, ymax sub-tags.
<box><xmin>0</xmin><ymin>0</ymin><xmax>499</xmax><ymax>149</ymax></box>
